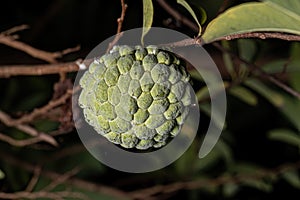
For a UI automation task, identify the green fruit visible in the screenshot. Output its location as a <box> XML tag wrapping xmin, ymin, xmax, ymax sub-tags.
<box><xmin>79</xmin><ymin>45</ymin><xmax>193</xmax><ymax>150</ymax></box>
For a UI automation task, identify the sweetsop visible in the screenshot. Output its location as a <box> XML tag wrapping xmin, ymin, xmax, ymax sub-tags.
<box><xmin>78</xmin><ymin>45</ymin><xmax>193</xmax><ymax>150</ymax></box>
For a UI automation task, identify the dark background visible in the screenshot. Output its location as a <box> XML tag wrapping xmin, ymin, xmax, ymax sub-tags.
<box><xmin>0</xmin><ymin>0</ymin><xmax>299</xmax><ymax>199</ymax></box>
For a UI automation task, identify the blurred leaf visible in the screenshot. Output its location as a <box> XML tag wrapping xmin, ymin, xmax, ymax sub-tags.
<box><xmin>246</xmin><ymin>79</ymin><xmax>300</xmax><ymax>131</ymax></box>
<box><xmin>229</xmin><ymin>86</ymin><xmax>258</xmax><ymax>106</ymax></box>
<box><xmin>278</xmin><ymin>94</ymin><xmax>300</xmax><ymax>131</ymax></box>
<box><xmin>202</xmin><ymin>0</ymin><xmax>300</xmax><ymax>43</ymax></box>
<box><xmin>263</xmin><ymin>60</ymin><xmax>300</xmax><ymax>74</ymax></box>
<box><xmin>196</xmin><ymin>86</ymin><xmax>209</xmax><ymax>101</ymax></box>
<box><xmin>15</xmin><ymin>92</ymin><xmax>49</xmax><ymax>111</ymax></box>
<box><xmin>194</xmin><ymin>144</ymin><xmax>222</xmax><ymax>171</ymax></box>
<box><xmin>223</xmin><ymin>182</ymin><xmax>239</xmax><ymax>198</ymax></box>
<box><xmin>268</xmin><ymin>129</ymin><xmax>300</xmax><ymax>148</ymax></box>
<box><xmin>244</xmin><ymin>79</ymin><xmax>284</xmax><ymax>107</ymax></box>
<box><xmin>33</xmin><ymin>120</ymin><xmax>60</xmax><ymax>132</ymax></box>
<box><xmin>282</xmin><ymin>170</ymin><xmax>300</xmax><ymax>189</ymax></box>
<box><xmin>67</xmin><ymin>187</ymin><xmax>118</xmax><ymax>200</ymax></box>
<box><xmin>216</xmin><ymin>139</ymin><xmax>233</xmax><ymax>166</ymax></box>
<box><xmin>199</xmin><ymin>102</ymin><xmax>227</xmax><ymax>130</ymax></box>
<box><xmin>260</xmin><ymin>59</ymin><xmax>300</xmax><ymax>131</ymax></box>
<box><xmin>190</xmin><ymin>69</ymin><xmax>204</xmax><ymax>81</ymax></box>
<box><xmin>174</xmin><ymin>141</ymin><xmax>198</xmax><ymax>175</ymax></box>
<box><xmin>289</xmin><ymin>72</ymin><xmax>300</xmax><ymax>91</ymax></box>
<box><xmin>177</xmin><ymin>0</ymin><xmax>202</xmax><ymax>35</ymax></box>
<box><xmin>0</xmin><ymin>169</ymin><xmax>5</xmax><ymax>180</ymax></box>
<box><xmin>231</xmin><ymin>163</ymin><xmax>275</xmax><ymax>191</ymax></box>
<box><xmin>142</xmin><ymin>0</ymin><xmax>153</xmax><ymax>45</ymax></box>
<box><xmin>290</xmin><ymin>42</ymin><xmax>300</xmax><ymax>61</ymax></box>
<box><xmin>222</xmin><ymin>41</ymin><xmax>236</xmax><ymax>79</ymax></box>
<box><xmin>238</xmin><ymin>39</ymin><xmax>257</xmax><ymax>62</ymax></box>
<box><xmin>242</xmin><ymin>179</ymin><xmax>273</xmax><ymax>192</ymax></box>
<box><xmin>230</xmin><ymin>162</ymin><xmax>261</xmax><ymax>174</ymax></box>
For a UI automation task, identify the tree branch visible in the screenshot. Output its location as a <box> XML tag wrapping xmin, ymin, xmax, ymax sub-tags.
<box><xmin>15</xmin><ymin>89</ymin><xmax>74</xmax><ymax>124</ymax></box>
<box><xmin>25</xmin><ymin>166</ymin><xmax>42</xmax><ymax>192</ymax></box>
<box><xmin>156</xmin><ymin>0</ymin><xmax>199</xmax><ymax>33</ymax></box>
<box><xmin>0</xmin><ymin>25</ymin><xmax>80</xmax><ymax>64</ymax></box>
<box><xmin>0</xmin><ymin>35</ymin><xmax>80</xmax><ymax>64</ymax></box>
<box><xmin>0</xmin><ymin>191</ymin><xmax>89</xmax><ymax>200</ymax></box>
<box><xmin>0</xmin><ymin>132</ymin><xmax>48</xmax><ymax>147</ymax></box>
<box><xmin>219</xmin><ymin>32</ymin><xmax>300</xmax><ymax>42</ymax></box>
<box><xmin>106</xmin><ymin>0</ymin><xmax>128</xmax><ymax>52</ymax></box>
<box><xmin>1</xmin><ymin>24</ymin><xmax>29</xmax><ymax>35</ymax></box>
<box><xmin>0</xmin><ymin>60</ymin><xmax>84</xmax><ymax>78</ymax></box>
<box><xmin>1</xmin><ymin>152</ymin><xmax>131</xmax><ymax>200</ymax></box>
<box><xmin>0</xmin><ymin>111</ymin><xmax>58</xmax><ymax>146</ymax></box>
<box><xmin>212</xmin><ymin>42</ymin><xmax>300</xmax><ymax>100</ymax></box>
<box><xmin>43</xmin><ymin>167</ymin><xmax>81</xmax><ymax>192</ymax></box>
<box><xmin>130</xmin><ymin>160</ymin><xmax>300</xmax><ymax>199</ymax></box>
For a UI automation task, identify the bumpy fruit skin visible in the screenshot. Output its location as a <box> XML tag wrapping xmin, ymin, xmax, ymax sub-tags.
<box><xmin>79</xmin><ymin>45</ymin><xmax>192</xmax><ymax>150</ymax></box>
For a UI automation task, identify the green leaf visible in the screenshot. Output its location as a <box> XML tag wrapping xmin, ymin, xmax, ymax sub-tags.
<box><xmin>245</xmin><ymin>79</ymin><xmax>300</xmax><ymax>131</ymax></box>
<box><xmin>199</xmin><ymin>102</ymin><xmax>227</xmax><ymax>130</ymax></box>
<box><xmin>262</xmin><ymin>60</ymin><xmax>300</xmax><ymax>74</ymax></box>
<box><xmin>237</xmin><ymin>39</ymin><xmax>257</xmax><ymax>62</ymax></box>
<box><xmin>216</xmin><ymin>140</ymin><xmax>233</xmax><ymax>166</ymax></box>
<box><xmin>229</xmin><ymin>86</ymin><xmax>258</xmax><ymax>106</ymax></box>
<box><xmin>222</xmin><ymin>41</ymin><xmax>236</xmax><ymax>79</ymax></box>
<box><xmin>189</xmin><ymin>0</ymin><xmax>208</xmax><ymax>24</ymax></box>
<box><xmin>177</xmin><ymin>0</ymin><xmax>202</xmax><ymax>35</ymax></box>
<box><xmin>244</xmin><ymin>79</ymin><xmax>284</xmax><ymax>107</ymax></box>
<box><xmin>193</xmin><ymin>141</ymin><xmax>222</xmax><ymax>171</ymax></box>
<box><xmin>242</xmin><ymin>179</ymin><xmax>273</xmax><ymax>192</ymax></box>
<box><xmin>282</xmin><ymin>170</ymin><xmax>300</xmax><ymax>189</ymax></box>
<box><xmin>142</xmin><ymin>0</ymin><xmax>154</xmax><ymax>45</ymax></box>
<box><xmin>223</xmin><ymin>182</ymin><xmax>239</xmax><ymax>198</ymax></box>
<box><xmin>277</xmin><ymin>94</ymin><xmax>300</xmax><ymax>131</ymax></box>
<box><xmin>268</xmin><ymin>129</ymin><xmax>300</xmax><ymax>148</ymax></box>
<box><xmin>0</xmin><ymin>169</ymin><xmax>5</xmax><ymax>180</ymax></box>
<box><xmin>202</xmin><ymin>0</ymin><xmax>300</xmax><ymax>43</ymax></box>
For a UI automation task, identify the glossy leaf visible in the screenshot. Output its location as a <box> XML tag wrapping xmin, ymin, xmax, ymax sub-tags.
<box><xmin>202</xmin><ymin>0</ymin><xmax>300</xmax><ymax>43</ymax></box>
<box><xmin>142</xmin><ymin>0</ymin><xmax>154</xmax><ymax>45</ymax></box>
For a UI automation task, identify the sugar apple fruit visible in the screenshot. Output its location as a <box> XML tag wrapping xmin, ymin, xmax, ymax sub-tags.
<box><xmin>78</xmin><ymin>45</ymin><xmax>193</xmax><ymax>150</ymax></box>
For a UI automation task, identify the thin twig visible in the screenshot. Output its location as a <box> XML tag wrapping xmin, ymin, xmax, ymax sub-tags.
<box><xmin>43</xmin><ymin>167</ymin><xmax>81</xmax><ymax>191</ymax></box>
<box><xmin>25</xmin><ymin>166</ymin><xmax>42</xmax><ymax>192</ymax></box>
<box><xmin>212</xmin><ymin>42</ymin><xmax>300</xmax><ymax>100</ymax></box>
<box><xmin>0</xmin><ymin>111</ymin><xmax>58</xmax><ymax>146</ymax></box>
<box><xmin>0</xmin><ymin>191</ymin><xmax>89</xmax><ymax>200</ymax></box>
<box><xmin>263</xmin><ymin>74</ymin><xmax>300</xmax><ymax>99</ymax></box>
<box><xmin>1</xmin><ymin>152</ymin><xmax>131</xmax><ymax>200</ymax></box>
<box><xmin>106</xmin><ymin>0</ymin><xmax>128</xmax><ymax>52</ymax></box>
<box><xmin>130</xmin><ymin>160</ymin><xmax>300</xmax><ymax>199</ymax></box>
<box><xmin>0</xmin><ymin>132</ymin><xmax>47</xmax><ymax>147</ymax></box>
<box><xmin>0</xmin><ymin>36</ymin><xmax>60</xmax><ymax>63</ymax></box>
<box><xmin>0</xmin><ymin>35</ymin><xmax>80</xmax><ymax>63</ymax></box>
<box><xmin>0</xmin><ymin>60</ymin><xmax>84</xmax><ymax>78</ymax></box>
<box><xmin>156</xmin><ymin>0</ymin><xmax>199</xmax><ymax>33</ymax></box>
<box><xmin>219</xmin><ymin>32</ymin><xmax>300</xmax><ymax>42</ymax></box>
<box><xmin>15</xmin><ymin>89</ymin><xmax>74</xmax><ymax>124</ymax></box>
<box><xmin>0</xmin><ymin>25</ymin><xmax>80</xmax><ymax>64</ymax></box>
<box><xmin>1</xmin><ymin>24</ymin><xmax>29</xmax><ymax>35</ymax></box>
